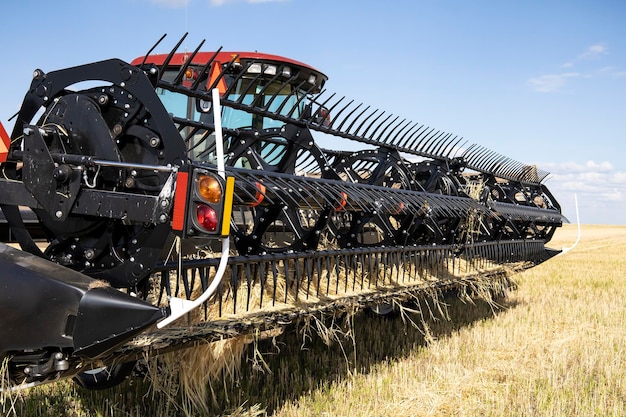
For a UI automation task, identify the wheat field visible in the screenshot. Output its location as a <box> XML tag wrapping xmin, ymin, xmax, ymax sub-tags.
<box><xmin>3</xmin><ymin>224</ymin><xmax>626</xmax><ymax>416</ymax></box>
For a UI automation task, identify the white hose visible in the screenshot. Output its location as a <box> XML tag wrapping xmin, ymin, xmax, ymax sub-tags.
<box><xmin>158</xmin><ymin>88</ymin><xmax>229</xmax><ymax>328</ymax></box>
<box><xmin>560</xmin><ymin>193</ymin><xmax>581</xmax><ymax>255</ymax></box>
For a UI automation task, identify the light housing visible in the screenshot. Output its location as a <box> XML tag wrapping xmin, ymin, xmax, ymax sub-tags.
<box><xmin>185</xmin><ymin>169</ymin><xmax>235</xmax><ymax>237</ymax></box>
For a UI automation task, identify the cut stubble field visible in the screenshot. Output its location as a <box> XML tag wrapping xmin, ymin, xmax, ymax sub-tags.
<box><xmin>3</xmin><ymin>224</ymin><xmax>626</xmax><ymax>417</ymax></box>
<box><xmin>272</xmin><ymin>224</ymin><xmax>626</xmax><ymax>417</ymax></box>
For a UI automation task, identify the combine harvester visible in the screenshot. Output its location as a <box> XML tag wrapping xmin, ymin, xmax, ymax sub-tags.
<box><xmin>0</xmin><ymin>34</ymin><xmax>565</xmax><ymax>390</ymax></box>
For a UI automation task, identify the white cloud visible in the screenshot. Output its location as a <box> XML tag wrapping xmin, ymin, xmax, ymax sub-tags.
<box><xmin>612</xmin><ymin>172</ymin><xmax>626</xmax><ymax>182</ymax></box>
<box><xmin>585</xmin><ymin>160</ymin><xmax>613</xmax><ymax>171</ymax></box>
<box><xmin>603</xmin><ymin>188</ymin><xmax>623</xmax><ymax>202</ymax></box>
<box><xmin>147</xmin><ymin>0</ymin><xmax>189</xmax><ymax>7</ymax></box>
<box><xmin>562</xmin><ymin>44</ymin><xmax>608</xmax><ymax>68</ymax></box>
<box><xmin>527</xmin><ymin>72</ymin><xmax>579</xmax><ymax>93</ymax></box>
<box><xmin>579</xmin><ymin>44</ymin><xmax>608</xmax><ymax>60</ymax></box>
<box><xmin>210</xmin><ymin>0</ymin><xmax>287</xmax><ymax>5</ymax></box>
<box><xmin>529</xmin><ymin>43</ymin><xmax>623</xmax><ymax>93</ymax></box>
<box><xmin>541</xmin><ymin>159</ymin><xmax>626</xmax><ymax>223</ymax></box>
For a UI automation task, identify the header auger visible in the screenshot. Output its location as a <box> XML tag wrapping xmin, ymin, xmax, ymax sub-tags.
<box><xmin>0</xmin><ymin>34</ymin><xmax>565</xmax><ymax>390</ymax></box>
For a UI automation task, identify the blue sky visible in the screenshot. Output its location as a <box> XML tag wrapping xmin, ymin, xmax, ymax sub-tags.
<box><xmin>1</xmin><ymin>0</ymin><xmax>624</xmax><ymax>224</ymax></box>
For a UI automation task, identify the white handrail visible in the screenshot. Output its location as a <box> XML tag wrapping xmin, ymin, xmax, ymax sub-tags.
<box><xmin>560</xmin><ymin>193</ymin><xmax>581</xmax><ymax>255</ymax></box>
<box><xmin>158</xmin><ymin>88</ymin><xmax>229</xmax><ymax>328</ymax></box>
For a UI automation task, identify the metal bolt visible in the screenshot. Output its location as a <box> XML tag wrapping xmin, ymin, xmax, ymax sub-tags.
<box><xmin>113</xmin><ymin>124</ymin><xmax>123</xmax><ymax>136</ymax></box>
<box><xmin>98</xmin><ymin>95</ymin><xmax>108</xmax><ymax>105</ymax></box>
<box><xmin>55</xmin><ymin>210</ymin><xmax>63</xmax><ymax>218</ymax></box>
<box><xmin>35</xmin><ymin>85</ymin><xmax>47</xmax><ymax>97</ymax></box>
<box><xmin>149</xmin><ymin>137</ymin><xmax>160</xmax><ymax>147</ymax></box>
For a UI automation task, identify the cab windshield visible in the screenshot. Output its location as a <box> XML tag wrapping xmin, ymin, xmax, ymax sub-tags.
<box><xmin>156</xmin><ymin>72</ymin><xmax>306</xmax><ymax>131</ymax></box>
<box><xmin>156</xmin><ymin>71</ymin><xmax>307</xmax><ymax>162</ymax></box>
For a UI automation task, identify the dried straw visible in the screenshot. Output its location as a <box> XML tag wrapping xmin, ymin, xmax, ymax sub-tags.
<box><xmin>142</xmin><ymin>234</ymin><xmax>520</xmax><ymax>415</ymax></box>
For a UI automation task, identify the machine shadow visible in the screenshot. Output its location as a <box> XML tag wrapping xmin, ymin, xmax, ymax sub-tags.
<box><xmin>208</xmin><ymin>289</ymin><xmax>520</xmax><ymax>415</ymax></box>
<box><xmin>68</xmin><ymin>288</ymin><xmax>519</xmax><ymax>417</ymax></box>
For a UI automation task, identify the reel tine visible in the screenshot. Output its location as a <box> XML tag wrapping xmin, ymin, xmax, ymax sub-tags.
<box><xmin>376</xmin><ymin>117</ymin><xmax>406</xmax><ymax>145</ymax></box>
<box><xmin>250</xmin><ymin>68</ymin><xmax>286</xmax><ymax>108</ymax></box>
<box><xmin>435</xmin><ymin>134</ymin><xmax>460</xmax><ymax>158</ymax></box>
<box><xmin>445</xmin><ymin>136</ymin><xmax>466</xmax><ymax>159</ymax></box>
<box><xmin>263</xmin><ymin>74</ymin><xmax>299</xmax><ymax>113</ymax></box>
<box><xmin>388</xmin><ymin>119</ymin><xmax>414</xmax><ymax>146</ymax></box>
<box><xmin>429</xmin><ymin>132</ymin><xmax>454</xmax><ymax>157</ymax></box>
<box><xmin>354</xmin><ymin>108</ymin><xmax>383</xmax><ymax>137</ymax></box>
<box><xmin>334</xmin><ymin>102</ymin><xmax>364</xmax><ymax>132</ymax></box>
<box><xmin>140</xmin><ymin>33</ymin><xmax>168</xmax><ymax>67</ymax></box>
<box><xmin>190</xmin><ymin>46</ymin><xmax>222</xmax><ymax>90</ymax></box>
<box><xmin>212</xmin><ymin>53</ymin><xmax>241</xmax><ymax>96</ymax></box>
<box><xmin>303</xmin><ymin>91</ymin><xmax>337</xmax><ymax>122</ymax></box>
<box><xmin>172</xmin><ymin>39</ymin><xmax>206</xmax><ymax>86</ymax></box>
<box><xmin>363</xmin><ymin>110</ymin><xmax>393</xmax><ymax>140</ymax></box>
<box><xmin>405</xmin><ymin>124</ymin><xmax>429</xmax><ymax>150</ymax></box>
<box><xmin>422</xmin><ymin>130</ymin><xmax>445</xmax><ymax>155</ymax></box>
<box><xmin>396</xmin><ymin>121</ymin><xmax>422</xmax><ymax>148</ymax></box>
<box><xmin>159</xmin><ymin>32</ymin><xmax>188</xmax><ymax>80</ymax></box>
<box><xmin>325</xmin><ymin>98</ymin><xmax>354</xmax><ymax>130</ymax></box>
<box><xmin>292</xmin><ymin>83</ymin><xmax>322</xmax><ymax>120</ymax></box>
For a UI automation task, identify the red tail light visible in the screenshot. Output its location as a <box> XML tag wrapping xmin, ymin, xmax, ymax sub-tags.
<box><xmin>196</xmin><ymin>204</ymin><xmax>218</xmax><ymax>232</ymax></box>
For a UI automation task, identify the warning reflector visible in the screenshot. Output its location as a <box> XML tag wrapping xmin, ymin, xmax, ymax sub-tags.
<box><xmin>0</xmin><ymin>121</ymin><xmax>9</xmax><ymax>163</ymax></box>
<box><xmin>209</xmin><ymin>63</ymin><xmax>227</xmax><ymax>96</ymax></box>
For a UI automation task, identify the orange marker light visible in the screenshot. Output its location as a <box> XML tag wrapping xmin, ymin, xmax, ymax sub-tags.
<box><xmin>197</xmin><ymin>174</ymin><xmax>222</xmax><ymax>203</ymax></box>
<box><xmin>335</xmin><ymin>192</ymin><xmax>348</xmax><ymax>212</ymax></box>
<box><xmin>248</xmin><ymin>182</ymin><xmax>266</xmax><ymax>207</ymax></box>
